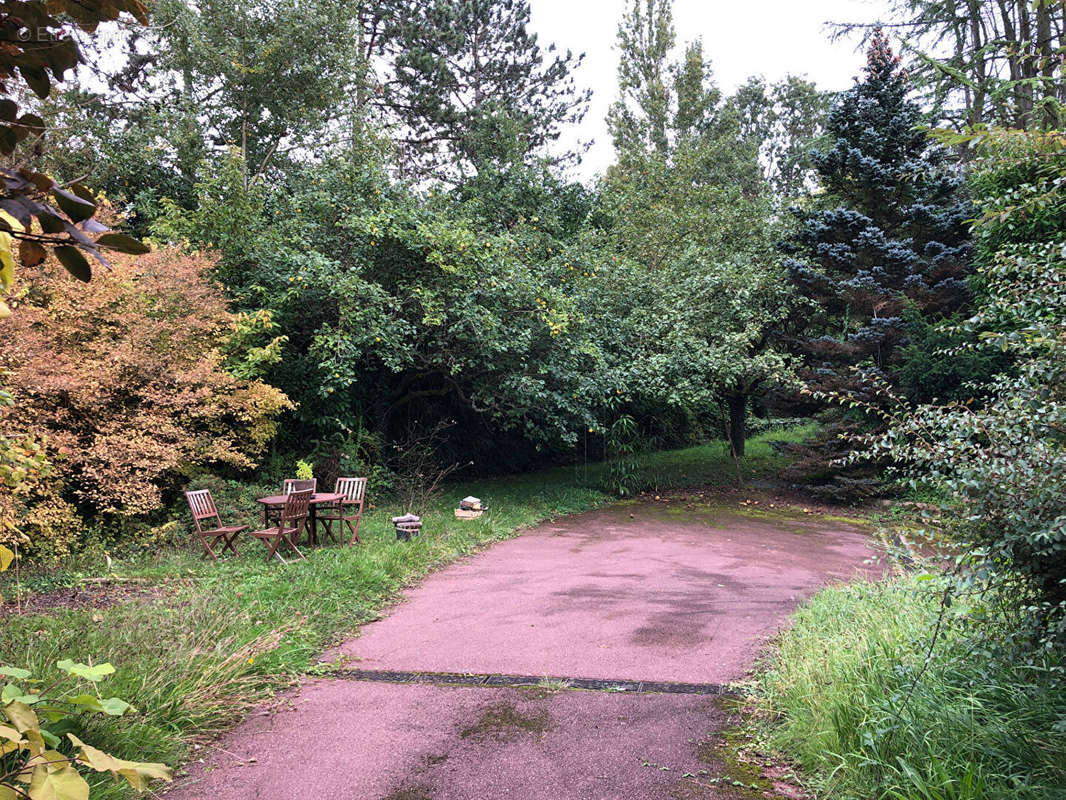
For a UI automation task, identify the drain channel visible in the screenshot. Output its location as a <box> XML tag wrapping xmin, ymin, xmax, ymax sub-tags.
<box><xmin>323</xmin><ymin>668</ymin><xmax>732</xmax><ymax>696</ymax></box>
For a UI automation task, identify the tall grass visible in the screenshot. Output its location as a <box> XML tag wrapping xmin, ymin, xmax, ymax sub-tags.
<box><xmin>0</xmin><ymin>428</ymin><xmax>807</xmax><ymax>797</ymax></box>
<box><xmin>753</xmin><ymin>576</ymin><xmax>1066</xmax><ymax>800</ymax></box>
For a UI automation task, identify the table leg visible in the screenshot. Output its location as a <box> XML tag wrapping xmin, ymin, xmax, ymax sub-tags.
<box><xmin>308</xmin><ymin>504</ymin><xmax>317</xmax><ymax>547</ymax></box>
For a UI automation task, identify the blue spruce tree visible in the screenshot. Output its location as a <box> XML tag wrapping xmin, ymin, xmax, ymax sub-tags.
<box><xmin>780</xmin><ymin>30</ymin><xmax>971</xmax><ymax>499</ymax></box>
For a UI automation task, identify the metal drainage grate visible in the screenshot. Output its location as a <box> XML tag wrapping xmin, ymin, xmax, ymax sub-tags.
<box><xmin>323</xmin><ymin>668</ymin><xmax>732</xmax><ymax>696</ymax></box>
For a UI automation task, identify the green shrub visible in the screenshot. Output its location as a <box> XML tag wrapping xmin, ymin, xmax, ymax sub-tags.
<box><xmin>865</xmin><ymin>129</ymin><xmax>1066</xmax><ymax>647</ymax></box>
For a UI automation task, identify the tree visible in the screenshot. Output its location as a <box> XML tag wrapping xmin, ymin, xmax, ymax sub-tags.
<box><xmin>155</xmin><ymin>145</ymin><xmax>609</xmax><ymax>472</ymax></box>
<box><xmin>152</xmin><ymin>0</ymin><xmax>361</xmax><ymax>186</ymax></box>
<box><xmin>607</xmin><ymin>0</ymin><xmax>676</xmax><ymax>155</ymax></box>
<box><xmin>382</xmin><ymin>0</ymin><xmax>591</xmax><ymax>179</ymax></box>
<box><xmin>836</xmin><ymin>0</ymin><xmax>1066</xmax><ymax>130</ymax></box>
<box><xmin>41</xmin><ymin>0</ymin><xmax>362</xmax><ymax>222</ymax></box>
<box><xmin>729</xmin><ymin>75</ymin><xmax>832</xmax><ymax>201</ymax></box>
<box><xmin>780</xmin><ymin>30</ymin><xmax>971</xmax><ymax>498</ymax></box>
<box><xmin>866</xmin><ymin>128</ymin><xmax>1066</xmax><ymax>648</ymax></box>
<box><xmin>601</xmin><ymin>0</ymin><xmax>789</xmax><ymax>457</ymax></box>
<box><xmin>40</xmin><ymin>91</ymin><xmax>204</xmax><ymax>236</ymax></box>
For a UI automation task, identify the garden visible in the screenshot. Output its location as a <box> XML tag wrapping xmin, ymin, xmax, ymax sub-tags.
<box><xmin>2</xmin><ymin>0</ymin><xmax>1066</xmax><ymax>798</ymax></box>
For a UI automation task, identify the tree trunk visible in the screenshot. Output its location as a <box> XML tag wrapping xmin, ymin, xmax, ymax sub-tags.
<box><xmin>1036</xmin><ymin>0</ymin><xmax>1057</xmax><ymax>127</ymax></box>
<box><xmin>727</xmin><ymin>394</ymin><xmax>746</xmax><ymax>458</ymax></box>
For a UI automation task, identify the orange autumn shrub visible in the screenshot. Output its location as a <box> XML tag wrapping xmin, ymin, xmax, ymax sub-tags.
<box><xmin>0</xmin><ymin>246</ymin><xmax>292</xmax><ymax>556</ymax></box>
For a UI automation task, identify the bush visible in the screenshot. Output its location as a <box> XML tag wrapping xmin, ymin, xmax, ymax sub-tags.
<box><xmin>0</xmin><ymin>247</ymin><xmax>292</xmax><ymax>560</ymax></box>
<box><xmin>865</xmin><ymin>129</ymin><xmax>1066</xmax><ymax>646</ymax></box>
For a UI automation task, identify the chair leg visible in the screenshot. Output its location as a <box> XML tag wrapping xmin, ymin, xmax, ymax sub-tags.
<box><xmin>263</xmin><ymin>534</ymin><xmax>284</xmax><ymax>563</ymax></box>
<box><xmin>320</xmin><ymin>516</ymin><xmax>338</xmax><ymax>544</ymax></box>
<box><xmin>346</xmin><ymin>512</ymin><xmax>362</xmax><ymax>545</ymax></box>
<box><xmin>200</xmin><ymin>537</ymin><xmax>218</xmax><ymax>561</ymax></box>
<box><xmin>222</xmin><ymin>533</ymin><xmax>240</xmax><ymax>557</ymax></box>
<box><xmin>284</xmin><ymin>535</ymin><xmax>306</xmax><ymax>561</ymax></box>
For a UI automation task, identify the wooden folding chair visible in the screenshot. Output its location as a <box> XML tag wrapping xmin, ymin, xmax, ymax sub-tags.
<box><xmin>185</xmin><ymin>490</ymin><xmax>247</xmax><ymax>561</ymax></box>
<box><xmin>318</xmin><ymin>477</ymin><xmax>366</xmax><ymax>545</ymax></box>
<box><xmin>248</xmin><ymin>489</ymin><xmax>312</xmax><ymax>564</ymax></box>
<box><xmin>265</xmin><ymin>478</ymin><xmax>318</xmax><ymax>525</ymax></box>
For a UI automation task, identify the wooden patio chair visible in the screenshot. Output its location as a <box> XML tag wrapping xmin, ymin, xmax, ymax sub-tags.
<box><xmin>248</xmin><ymin>489</ymin><xmax>312</xmax><ymax>564</ymax></box>
<box><xmin>318</xmin><ymin>477</ymin><xmax>366</xmax><ymax>545</ymax></box>
<box><xmin>185</xmin><ymin>490</ymin><xmax>247</xmax><ymax>561</ymax></box>
<box><xmin>265</xmin><ymin>478</ymin><xmax>318</xmax><ymax>525</ymax></box>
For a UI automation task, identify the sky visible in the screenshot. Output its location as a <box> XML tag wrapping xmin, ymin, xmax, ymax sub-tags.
<box><xmin>527</xmin><ymin>0</ymin><xmax>894</xmax><ymax>180</ymax></box>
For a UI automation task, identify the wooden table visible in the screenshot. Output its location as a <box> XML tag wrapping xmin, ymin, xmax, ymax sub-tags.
<box><xmin>256</xmin><ymin>492</ymin><xmax>344</xmax><ymax>546</ymax></box>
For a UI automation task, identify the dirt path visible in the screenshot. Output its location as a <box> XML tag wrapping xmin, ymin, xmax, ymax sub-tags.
<box><xmin>165</xmin><ymin>500</ymin><xmax>878</xmax><ymax>800</ymax></box>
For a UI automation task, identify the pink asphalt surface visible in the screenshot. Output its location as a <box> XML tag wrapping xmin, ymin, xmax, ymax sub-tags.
<box><xmin>331</xmin><ymin>503</ymin><xmax>875</xmax><ymax>683</ymax></box>
<box><xmin>166</xmin><ymin>502</ymin><xmax>878</xmax><ymax>800</ymax></box>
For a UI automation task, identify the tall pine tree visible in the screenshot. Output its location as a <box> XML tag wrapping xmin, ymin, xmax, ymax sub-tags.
<box><xmin>781</xmin><ymin>30</ymin><xmax>971</xmax><ymax>498</ymax></box>
<box><xmin>385</xmin><ymin>0</ymin><xmax>590</xmax><ymax>180</ymax></box>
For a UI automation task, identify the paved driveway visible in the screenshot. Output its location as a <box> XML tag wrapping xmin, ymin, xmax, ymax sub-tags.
<box><xmin>166</xmin><ymin>501</ymin><xmax>877</xmax><ymax>800</ymax></box>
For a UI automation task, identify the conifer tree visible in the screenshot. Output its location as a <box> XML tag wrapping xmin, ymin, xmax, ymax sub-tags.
<box><xmin>386</xmin><ymin>0</ymin><xmax>590</xmax><ymax>179</ymax></box>
<box><xmin>780</xmin><ymin>30</ymin><xmax>971</xmax><ymax>498</ymax></box>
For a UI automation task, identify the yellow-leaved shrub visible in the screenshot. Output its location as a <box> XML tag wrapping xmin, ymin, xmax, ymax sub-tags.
<box><xmin>0</xmin><ymin>246</ymin><xmax>292</xmax><ymax>559</ymax></box>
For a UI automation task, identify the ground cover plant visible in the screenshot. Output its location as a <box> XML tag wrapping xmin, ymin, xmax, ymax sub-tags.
<box><xmin>0</xmin><ymin>428</ymin><xmax>804</xmax><ymax>799</ymax></box>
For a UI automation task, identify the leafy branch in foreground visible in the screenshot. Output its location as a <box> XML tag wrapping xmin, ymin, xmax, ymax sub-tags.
<box><xmin>0</xmin><ymin>0</ymin><xmax>150</xmax><ymax>316</ymax></box>
<box><xmin>0</xmin><ymin>660</ymin><xmax>172</xmax><ymax>799</ymax></box>
<box><xmin>0</xmin><ymin>550</ymin><xmax>171</xmax><ymax>799</ymax></box>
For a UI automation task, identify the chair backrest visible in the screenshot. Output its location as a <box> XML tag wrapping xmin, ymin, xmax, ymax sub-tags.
<box><xmin>280</xmin><ymin>489</ymin><xmax>313</xmax><ymax>531</ymax></box>
<box><xmin>283</xmin><ymin>478</ymin><xmax>316</xmax><ymax>495</ymax></box>
<box><xmin>186</xmin><ymin>490</ymin><xmax>221</xmax><ymax>533</ymax></box>
<box><xmin>335</xmin><ymin>477</ymin><xmax>367</xmax><ymax>503</ymax></box>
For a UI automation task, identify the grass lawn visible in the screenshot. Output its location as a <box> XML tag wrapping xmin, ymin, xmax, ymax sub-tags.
<box><xmin>0</xmin><ymin>426</ymin><xmax>810</xmax><ymax>797</ymax></box>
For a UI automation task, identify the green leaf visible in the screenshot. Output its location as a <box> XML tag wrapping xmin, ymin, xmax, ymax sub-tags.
<box><xmin>0</xmin><ymin>666</ymin><xmax>31</xmax><ymax>679</ymax></box>
<box><xmin>51</xmin><ymin>189</ymin><xmax>96</xmax><ymax>224</ymax></box>
<box><xmin>27</xmin><ymin>763</ymin><xmax>89</xmax><ymax>800</ymax></box>
<box><xmin>1</xmin><ymin>686</ymin><xmax>40</xmax><ymax>705</ymax></box>
<box><xmin>98</xmin><ymin>697</ymin><xmax>132</xmax><ymax>716</ymax></box>
<box><xmin>55</xmin><ymin>660</ymin><xmax>114</xmax><ymax>682</ymax></box>
<box><xmin>53</xmin><ymin>247</ymin><xmax>91</xmax><ymax>282</ymax></box>
<box><xmin>66</xmin><ymin>695</ymin><xmax>104</xmax><ymax>712</ymax></box>
<box><xmin>95</xmin><ymin>233</ymin><xmax>150</xmax><ymax>255</ymax></box>
<box><xmin>66</xmin><ymin>695</ymin><xmax>129</xmax><ymax>715</ymax></box>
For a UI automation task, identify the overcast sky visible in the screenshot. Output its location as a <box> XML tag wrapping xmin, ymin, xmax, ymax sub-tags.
<box><xmin>528</xmin><ymin>0</ymin><xmax>894</xmax><ymax>180</ymax></box>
